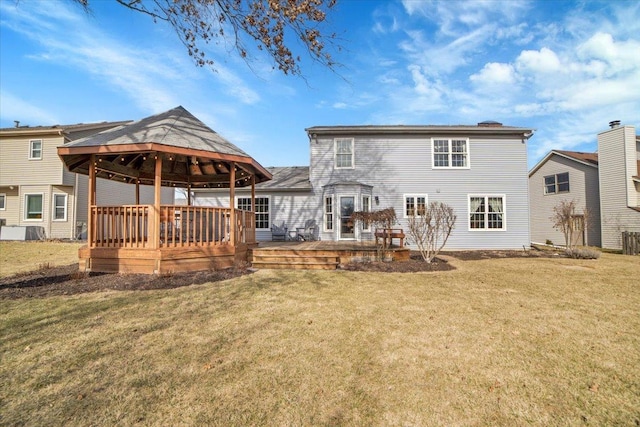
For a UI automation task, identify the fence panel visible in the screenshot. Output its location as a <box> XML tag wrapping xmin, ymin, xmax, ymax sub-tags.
<box><xmin>622</xmin><ymin>231</ymin><xmax>640</xmax><ymax>255</ymax></box>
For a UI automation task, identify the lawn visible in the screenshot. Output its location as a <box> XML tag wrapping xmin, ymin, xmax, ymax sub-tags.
<box><xmin>1</xmin><ymin>244</ymin><xmax>639</xmax><ymax>426</ymax></box>
<box><xmin>0</xmin><ymin>241</ymin><xmax>83</xmax><ymax>277</ymax></box>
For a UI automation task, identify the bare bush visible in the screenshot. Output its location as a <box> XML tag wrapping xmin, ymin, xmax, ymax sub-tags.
<box><xmin>566</xmin><ymin>247</ymin><xmax>601</xmax><ymax>259</ymax></box>
<box><xmin>551</xmin><ymin>200</ymin><xmax>591</xmax><ymax>250</ymax></box>
<box><xmin>352</xmin><ymin>208</ymin><xmax>397</xmax><ymax>260</ymax></box>
<box><xmin>407</xmin><ymin>202</ymin><xmax>456</xmax><ymax>263</ymax></box>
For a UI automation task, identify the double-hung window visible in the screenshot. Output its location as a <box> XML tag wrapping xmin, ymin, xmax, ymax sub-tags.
<box><xmin>544</xmin><ymin>172</ymin><xmax>569</xmax><ymax>194</ymax></box>
<box><xmin>324</xmin><ymin>196</ymin><xmax>334</xmax><ymax>231</ymax></box>
<box><xmin>53</xmin><ymin>193</ymin><xmax>68</xmax><ymax>221</ymax></box>
<box><xmin>469</xmin><ymin>195</ymin><xmax>505</xmax><ymax>230</ymax></box>
<box><xmin>29</xmin><ymin>140</ymin><xmax>43</xmax><ymax>160</ymax></box>
<box><xmin>404</xmin><ymin>194</ymin><xmax>427</xmax><ymax>217</ymax></box>
<box><xmin>237</xmin><ymin>196</ymin><xmax>269</xmax><ymax>229</ymax></box>
<box><xmin>25</xmin><ymin>194</ymin><xmax>43</xmax><ymax>220</ymax></box>
<box><xmin>432</xmin><ymin>138</ymin><xmax>469</xmax><ymax>168</ymax></box>
<box><xmin>334</xmin><ymin>138</ymin><xmax>354</xmax><ymax>169</ymax></box>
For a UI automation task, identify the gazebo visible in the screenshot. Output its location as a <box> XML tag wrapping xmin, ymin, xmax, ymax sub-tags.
<box><xmin>58</xmin><ymin>106</ymin><xmax>272</xmax><ymax>274</ymax></box>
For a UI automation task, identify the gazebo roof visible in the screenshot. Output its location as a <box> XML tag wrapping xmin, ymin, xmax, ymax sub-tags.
<box><xmin>58</xmin><ymin>106</ymin><xmax>271</xmax><ymax>188</ymax></box>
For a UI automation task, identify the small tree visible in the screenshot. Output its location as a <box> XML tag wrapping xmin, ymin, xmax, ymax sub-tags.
<box><xmin>352</xmin><ymin>208</ymin><xmax>397</xmax><ymax>260</ymax></box>
<box><xmin>406</xmin><ymin>202</ymin><xmax>456</xmax><ymax>263</ymax></box>
<box><xmin>550</xmin><ymin>199</ymin><xmax>590</xmax><ymax>250</ymax></box>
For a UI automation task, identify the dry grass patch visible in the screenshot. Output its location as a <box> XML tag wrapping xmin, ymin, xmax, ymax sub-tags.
<box><xmin>0</xmin><ymin>240</ymin><xmax>83</xmax><ymax>277</ymax></box>
<box><xmin>1</xmin><ymin>254</ymin><xmax>639</xmax><ymax>426</ymax></box>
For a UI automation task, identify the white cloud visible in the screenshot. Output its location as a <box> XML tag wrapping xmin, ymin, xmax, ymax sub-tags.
<box><xmin>470</xmin><ymin>62</ymin><xmax>516</xmax><ymax>85</ymax></box>
<box><xmin>516</xmin><ymin>47</ymin><xmax>562</xmax><ymax>74</ymax></box>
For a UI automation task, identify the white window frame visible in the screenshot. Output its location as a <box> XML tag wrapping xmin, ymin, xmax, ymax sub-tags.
<box><xmin>24</xmin><ymin>193</ymin><xmax>44</xmax><ymax>221</ymax></box>
<box><xmin>361</xmin><ymin>195</ymin><xmax>371</xmax><ymax>232</ymax></box>
<box><xmin>0</xmin><ymin>193</ymin><xmax>5</xmax><ymax>210</ymax></box>
<box><xmin>334</xmin><ymin>138</ymin><xmax>354</xmax><ymax>169</ymax></box>
<box><xmin>324</xmin><ymin>196</ymin><xmax>334</xmax><ymax>232</ymax></box>
<box><xmin>29</xmin><ymin>139</ymin><xmax>43</xmax><ymax>160</ymax></box>
<box><xmin>543</xmin><ymin>172</ymin><xmax>570</xmax><ymax>195</ymax></box>
<box><xmin>236</xmin><ymin>195</ymin><xmax>270</xmax><ymax>230</ymax></box>
<box><xmin>431</xmin><ymin>138</ymin><xmax>470</xmax><ymax>169</ymax></box>
<box><xmin>468</xmin><ymin>194</ymin><xmax>506</xmax><ymax>231</ymax></box>
<box><xmin>403</xmin><ymin>194</ymin><xmax>428</xmax><ymax>218</ymax></box>
<box><xmin>53</xmin><ymin>193</ymin><xmax>68</xmax><ymax>221</ymax></box>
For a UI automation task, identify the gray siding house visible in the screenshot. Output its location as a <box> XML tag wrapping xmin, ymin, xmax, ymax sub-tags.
<box><xmin>528</xmin><ymin>122</ymin><xmax>639</xmax><ymax>250</ymax></box>
<box><xmin>528</xmin><ymin>150</ymin><xmax>601</xmax><ymax>247</ymax></box>
<box><xmin>196</xmin><ymin>121</ymin><xmax>535</xmax><ymax>250</ymax></box>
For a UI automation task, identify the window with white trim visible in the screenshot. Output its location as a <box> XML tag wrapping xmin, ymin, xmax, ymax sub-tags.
<box><xmin>361</xmin><ymin>195</ymin><xmax>371</xmax><ymax>231</ymax></box>
<box><xmin>24</xmin><ymin>194</ymin><xmax>43</xmax><ymax>220</ymax></box>
<box><xmin>29</xmin><ymin>140</ymin><xmax>43</xmax><ymax>160</ymax></box>
<box><xmin>404</xmin><ymin>194</ymin><xmax>427</xmax><ymax>217</ymax></box>
<box><xmin>334</xmin><ymin>138</ymin><xmax>354</xmax><ymax>169</ymax></box>
<box><xmin>544</xmin><ymin>172</ymin><xmax>569</xmax><ymax>194</ymax></box>
<box><xmin>53</xmin><ymin>193</ymin><xmax>67</xmax><ymax>221</ymax></box>
<box><xmin>469</xmin><ymin>195</ymin><xmax>505</xmax><ymax>230</ymax></box>
<box><xmin>324</xmin><ymin>196</ymin><xmax>334</xmax><ymax>231</ymax></box>
<box><xmin>237</xmin><ymin>196</ymin><xmax>269</xmax><ymax>229</ymax></box>
<box><xmin>432</xmin><ymin>138</ymin><xmax>469</xmax><ymax>168</ymax></box>
<box><xmin>0</xmin><ymin>193</ymin><xmax>5</xmax><ymax>210</ymax></box>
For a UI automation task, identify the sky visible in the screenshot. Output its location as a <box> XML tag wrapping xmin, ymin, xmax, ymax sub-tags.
<box><xmin>1</xmin><ymin>0</ymin><xmax>639</xmax><ymax>170</ymax></box>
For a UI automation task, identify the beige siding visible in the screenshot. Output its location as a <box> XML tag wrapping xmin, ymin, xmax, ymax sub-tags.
<box><xmin>50</xmin><ymin>186</ymin><xmax>75</xmax><ymax>239</ymax></box>
<box><xmin>0</xmin><ymin>186</ymin><xmax>20</xmax><ymax>226</ymax></box>
<box><xmin>598</xmin><ymin>126</ymin><xmax>640</xmax><ymax>249</ymax></box>
<box><xmin>0</xmin><ymin>135</ymin><xmax>65</xmax><ymax>186</ymax></box>
<box><xmin>529</xmin><ymin>155</ymin><xmax>601</xmax><ymax>247</ymax></box>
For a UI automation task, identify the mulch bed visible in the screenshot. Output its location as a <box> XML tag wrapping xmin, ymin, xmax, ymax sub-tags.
<box><xmin>1</xmin><ymin>248</ymin><xmax>565</xmax><ymax>300</ymax></box>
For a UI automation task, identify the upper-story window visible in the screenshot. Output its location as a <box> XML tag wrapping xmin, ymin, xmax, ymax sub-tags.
<box><xmin>544</xmin><ymin>172</ymin><xmax>569</xmax><ymax>194</ymax></box>
<box><xmin>432</xmin><ymin>138</ymin><xmax>469</xmax><ymax>168</ymax></box>
<box><xmin>29</xmin><ymin>140</ymin><xmax>43</xmax><ymax>160</ymax></box>
<box><xmin>334</xmin><ymin>138</ymin><xmax>354</xmax><ymax>169</ymax></box>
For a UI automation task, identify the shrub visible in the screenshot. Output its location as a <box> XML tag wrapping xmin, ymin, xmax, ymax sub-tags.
<box><xmin>545</xmin><ymin>239</ymin><xmax>553</xmax><ymax>246</ymax></box>
<box><xmin>566</xmin><ymin>247</ymin><xmax>601</xmax><ymax>259</ymax></box>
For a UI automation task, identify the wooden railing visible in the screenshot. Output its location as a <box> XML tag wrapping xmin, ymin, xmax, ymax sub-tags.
<box><xmin>89</xmin><ymin>205</ymin><xmax>256</xmax><ymax>249</ymax></box>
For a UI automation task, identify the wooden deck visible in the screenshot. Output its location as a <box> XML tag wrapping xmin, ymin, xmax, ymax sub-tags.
<box><xmin>250</xmin><ymin>241</ymin><xmax>409</xmax><ymax>270</ymax></box>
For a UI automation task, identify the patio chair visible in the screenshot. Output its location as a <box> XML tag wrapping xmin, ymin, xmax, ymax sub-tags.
<box><xmin>271</xmin><ymin>221</ymin><xmax>288</xmax><ymax>241</ymax></box>
<box><xmin>296</xmin><ymin>219</ymin><xmax>316</xmax><ymax>241</ymax></box>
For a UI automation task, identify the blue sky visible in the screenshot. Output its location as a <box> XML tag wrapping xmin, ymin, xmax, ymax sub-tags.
<box><xmin>1</xmin><ymin>0</ymin><xmax>639</xmax><ymax>169</ymax></box>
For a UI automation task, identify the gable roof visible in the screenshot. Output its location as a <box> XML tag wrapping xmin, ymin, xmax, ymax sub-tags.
<box><xmin>529</xmin><ymin>150</ymin><xmax>599</xmax><ymax>177</ymax></box>
<box><xmin>256</xmin><ymin>166</ymin><xmax>310</xmax><ymax>190</ymax></box>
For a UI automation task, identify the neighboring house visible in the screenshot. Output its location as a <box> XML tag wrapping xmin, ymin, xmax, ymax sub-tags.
<box><xmin>196</xmin><ymin>121</ymin><xmax>535</xmax><ymax>250</ymax></box>
<box><xmin>528</xmin><ymin>150</ymin><xmax>601</xmax><ymax>247</ymax></box>
<box><xmin>528</xmin><ymin>122</ymin><xmax>640</xmax><ymax>250</ymax></box>
<box><xmin>597</xmin><ymin>122</ymin><xmax>640</xmax><ymax>249</ymax></box>
<box><xmin>0</xmin><ymin>121</ymin><xmax>174</xmax><ymax>240</ymax></box>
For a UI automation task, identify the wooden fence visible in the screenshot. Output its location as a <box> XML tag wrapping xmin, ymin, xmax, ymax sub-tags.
<box><xmin>622</xmin><ymin>231</ymin><xmax>640</xmax><ymax>255</ymax></box>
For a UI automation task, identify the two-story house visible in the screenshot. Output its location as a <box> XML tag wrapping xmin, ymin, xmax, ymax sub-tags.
<box><xmin>528</xmin><ymin>121</ymin><xmax>639</xmax><ymax>250</ymax></box>
<box><xmin>0</xmin><ymin>121</ymin><xmax>174</xmax><ymax>240</ymax></box>
<box><xmin>195</xmin><ymin>121</ymin><xmax>535</xmax><ymax>250</ymax></box>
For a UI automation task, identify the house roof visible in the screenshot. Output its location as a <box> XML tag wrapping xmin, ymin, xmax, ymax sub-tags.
<box><xmin>529</xmin><ymin>150</ymin><xmax>599</xmax><ymax>177</ymax></box>
<box><xmin>256</xmin><ymin>166</ymin><xmax>310</xmax><ymax>190</ymax></box>
<box><xmin>306</xmin><ymin>123</ymin><xmax>535</xmax><ymax>138</ymax></box>
<box><xmin>0</xmin><ymin>121</ymin><xmax>132</xmax><ymax>140</ymax></box>
<box><xmin>57</xmin><ymin>106</ymin><xmax>271</xmax><ymax>188</ymax></box>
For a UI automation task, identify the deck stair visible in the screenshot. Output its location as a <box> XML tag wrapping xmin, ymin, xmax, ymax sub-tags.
<box><xmin>250</xmin><ymin>248</ymin><xmax>340</xmax><ymax>270</ymax></box>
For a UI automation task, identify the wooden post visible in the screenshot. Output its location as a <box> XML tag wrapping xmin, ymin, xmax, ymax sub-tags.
<box><xmin>135</xmin><ymin>180</ymin><xmax>140</xmax><ymax>205</ymax></box>
<box><xmin>251</xmin><ymin>175</ymin><xmax>255</xmax><ymax>212</ymax></box>
<box><xmin>88</xmin><ymin>154</ymin><xmax>96</xmax><ymax>247</ymax></box>
<box><xmin>229</xmin><ymin>163</ymin><xmax>236</xmax><ymax>246</ymax></box>
<box><xmin>187</xmin><ymin>183</ymin><xmax>192</xmax><ymax>206</ymax></box>
<box><xmin>152</xmin><ymin>154</ymin><xmax>162</xmax><ymax>250</ymax></box>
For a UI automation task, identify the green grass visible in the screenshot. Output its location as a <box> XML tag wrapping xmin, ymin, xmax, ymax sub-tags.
<box><xmin>0</xmin><ymin>240</ymin><xmax>83</xmax><ymax>277</ymax></box>
<box><xmin>1</xmin><ymin>248</ymin><xmax>639</xmax><ymax>426</ymax></box>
